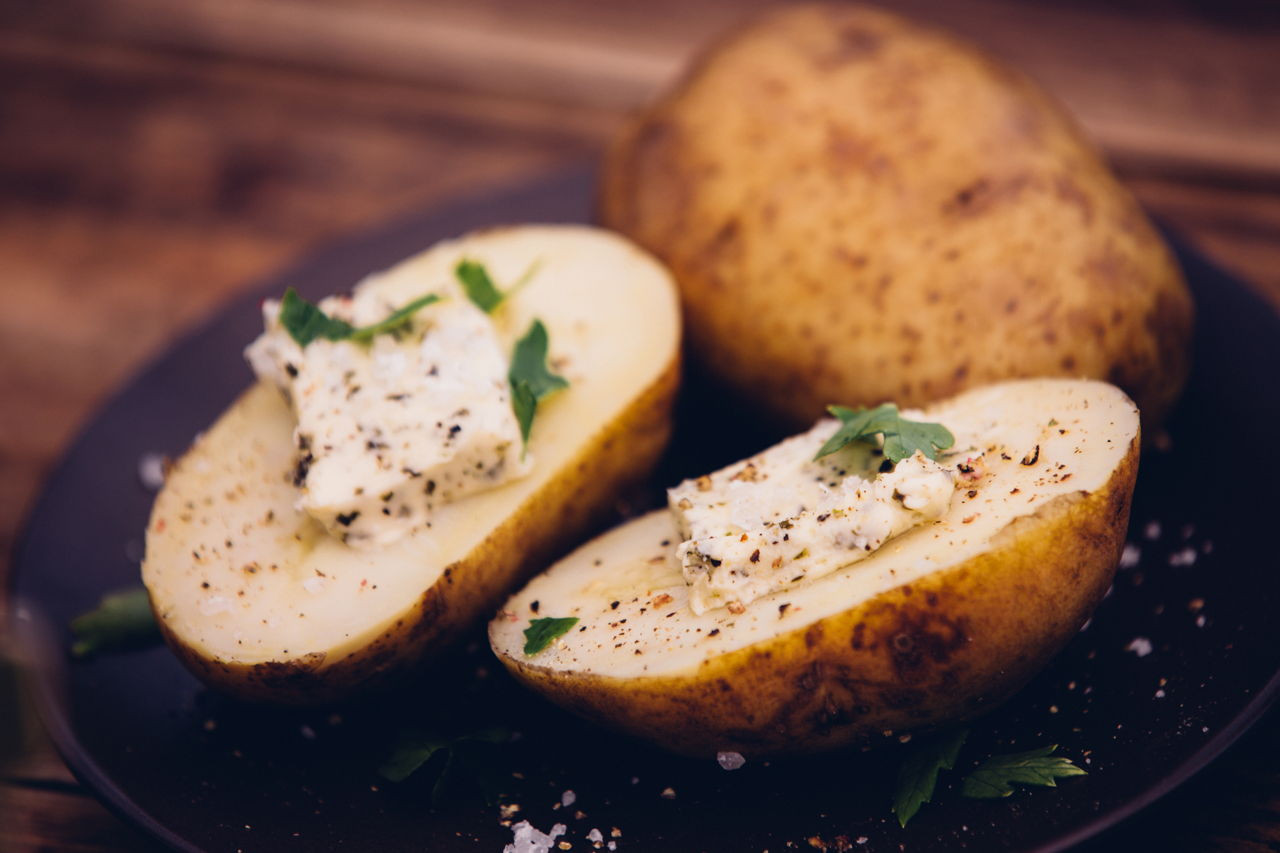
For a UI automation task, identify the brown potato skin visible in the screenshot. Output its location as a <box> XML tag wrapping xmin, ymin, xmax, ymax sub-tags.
<box><xmin>499</xmin><ymin>432</ymin><xmax>1137</xmax><ymax>757</ymax></box>
<box><xmin>600</xmin><ymin>4</ymin><xmax>1191</xmax><ymax>433</ymax></box>
<box><xmin>157</xmin><ymin>356</ymin><xmax>681</xmax><ymax>703</ymax></box>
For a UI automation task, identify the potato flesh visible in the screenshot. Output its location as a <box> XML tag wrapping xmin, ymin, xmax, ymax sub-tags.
<box><xmin>143</xmin><ymin>226</ymin><xmax>680</xmax><ymax>666</ymax></box>
<box><xmin>491</xmin><ymin>379</ymin><xmax>1138</xmax><ymax>679</ymax></box>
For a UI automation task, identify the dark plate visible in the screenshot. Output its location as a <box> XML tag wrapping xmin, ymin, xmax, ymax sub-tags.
<box><xmin>11</xmin><ymin>166</ymin><xmax>1280</xmax><ymax>853</ymax></box>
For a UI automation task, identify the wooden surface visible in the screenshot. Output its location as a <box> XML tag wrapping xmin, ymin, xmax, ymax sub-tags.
<box><xmin>2</xmin><ymin>1</ymin><xmax>1279</xmax><ymax>850</ymax></box>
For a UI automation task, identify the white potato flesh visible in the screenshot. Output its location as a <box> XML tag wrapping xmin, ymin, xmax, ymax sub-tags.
<box><xmin>143</xmin><ymin>225</ymin><xmax>680</xmax><ymax>666</ymax></box>
<box><xmin>490</xmin><ymin>379</ymin><xmax>1139</xmax><ymax>678</ymax></box>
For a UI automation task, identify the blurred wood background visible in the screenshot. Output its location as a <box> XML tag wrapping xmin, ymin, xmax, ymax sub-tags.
<box><xmin>1</xmin><ymin>0</ymin><xmax>1279</xmax><ymax>850</ymax></box>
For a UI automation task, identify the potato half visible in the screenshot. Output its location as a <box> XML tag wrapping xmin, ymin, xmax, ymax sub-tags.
<box><xmin>143</xmin><ymin>225</ymin><xmax>681</xmax><ymax>703</ymax></box>
<box><xmin>490</xmin><ymin>379</ymin><xmax>1139</xmax><ymax>756</ymax></box>
<box><xmin>600</xmin><ymin>4</ymin><xmax>1192</xmax><ymax>432</ymax></box>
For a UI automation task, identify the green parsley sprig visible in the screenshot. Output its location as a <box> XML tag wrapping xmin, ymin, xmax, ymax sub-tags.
<box><xmin>70</xmin><ymin>586</ymin><xmax>160</xmax><ymax>658</ymax></box>
<box><xmin>891</xmin><ymin>730</ymin><xmax>1086</xmax><ymax>826</ymax></box>
<box><xmin>508</xmin><ymin>320</ymin><xmax>569</xmax><ymax>446</ymax></box>
<box><xmin>893</xmin><ymin>728</ymin><xmax>969</xmax><ymax>827</ymax></box>
<box><xmin>814</xmin><ymin>403</ymin><xmax>954</xmax><ymax>464</ymax></box>
<box><xmin>960</xmin><ymin>744</ymin><xmax>1087</xmax><ymax>798</ymax></box>
<box><xmin>523</xmin><ymin>616</ymin><xmax>579</xmax><ymax>655</ymax></box>
<box><xmin>379</xmin><ymin>727</ymin><xmax>512</xmax><ymax>806</ymax></box>
<box><xmin>278</xmin><ymin>288</ymin><xmax>442</xmax><ymax>347</ymax></box>
<box><xmin>455</xmin><ymin>258</ymin><xmax>542</xmax><ymax>314</ymax></box>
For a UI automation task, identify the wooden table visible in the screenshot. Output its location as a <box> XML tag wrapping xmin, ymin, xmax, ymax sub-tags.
<box><xmin>2</xmin><ymin>1</ymin><xmax>1278</xmax><ymax>849</ymax></box>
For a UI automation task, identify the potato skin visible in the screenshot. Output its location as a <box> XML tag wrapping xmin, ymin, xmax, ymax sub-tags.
<box><xmin>499</xmin><ymin>431</ymin><xmax>1137</xmax><ymax>756</ymax></box>
<box><xmin>158</xmin><ymin>357</ymin><xmax>680</xmax><ymax>703</ymax></box>
<box><xmin>600</xmin><ymin>3</ymin><xmax>1191</xmax><ymax>432</ymax></box>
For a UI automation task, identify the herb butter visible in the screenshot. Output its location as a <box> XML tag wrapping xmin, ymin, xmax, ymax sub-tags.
<box><xmin>245</xmin><ymin>272</ymin><xmax>530</xmax><ymax>547</ymax></box>
<box><xmin>670</xmin><ymin>417</ymin><xmax>957</xmax><ymax>614</ymax></box>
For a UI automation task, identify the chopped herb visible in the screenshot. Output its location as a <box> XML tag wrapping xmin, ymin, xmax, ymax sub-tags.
<box><xmin>893</xmin><ymin>728</ymin><xmax>969</xmax><ymax>827</ymax></box>
<box><xmin>508</xmin><ymin>320</ymin><xmax>569</xmax><ymax>445</ymax></box>
<box><xmin>70</xmin><ymin>587</ymin><xmax>161</xmax><ymax>658</ymax></box>
<box><xmin>960</xmin><ymin>744</ymin><xmax>1086</xmax><ymax>799</ymax></box>
<box><xmin>523</xmin><ymin>616</ymin><xmax>579</xmax><ymax>655</ymax></box>
<box><xmin>379</xmin><ymin>727</ymin><xmax>511</xmax><ymax>806</ymax></box>
<box><xmin>348</xmin><ymin>294</ymin><xmax>443</xmax><ymax>342</ymax></box>
<box><xmin>455</xmin><ymin>258</ymin><xmax>542</xmax><ymax>314</ymax></box>
<box><xmin>278</xmin><ymin>287</ymin><xmax>441</xmax><ymax>347</ymax></box>
<box><xmin>814</xmin><ymin>403</ymin><xmax>954</xmax><ymax>465</ymax></box>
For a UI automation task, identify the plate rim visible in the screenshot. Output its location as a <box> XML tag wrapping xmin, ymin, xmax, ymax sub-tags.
<box><xmin>9</xmin><ymin>164</ymin><xmax>1280</xmax><ymax>853</ymax></box>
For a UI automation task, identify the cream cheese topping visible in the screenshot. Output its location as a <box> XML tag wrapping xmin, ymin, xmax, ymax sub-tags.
<box><xmin>669</xmin><ymin>418</ymin><xmax>957</xmax><ymax>614</ymax></box>
<box><xmin>245</xmin><ymin>272</ymin><xmax>530</xmax><ymax>547</ymax></box>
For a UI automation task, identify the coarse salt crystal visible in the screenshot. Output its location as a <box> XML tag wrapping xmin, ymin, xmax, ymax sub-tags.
<box><xmin>856</xmin><ymin>838</ymin><xmax>869</xmax><ymax>846</ymax></box>
<box><xmin>1154</xmin><ymin>689</ymin><xmax>1166</xmax><ymax>698</ymax></box>
<box><xmin>504</xmin><ymin>820</ymin><xmax>567</xmax><ymax>853</ymax></box>
<box><xmin>138</xmin><ymin>453</ymin><xmax>167</xmax><ymax>491</ymax></box>
<box><xmin>660</xmin><ymin>787</ymin><xmax>676</xmax><ymax>799</ymax></box>
<box><xmin>587</xmin><ymin>828</ymin><xmax>603</xmax><ymax>844</ymax></box>
<box><xmin>1126</xmin><ymin>637</ymin><xmax>1153</xmax><ymax>657</ymax></box>
<box><xmin>1143</xmin><ymin>521</ymin><xmax>1162</xmax><ymax>540</ymax></box>
<box><xmin>1168</xmin><ymin>547</ymin><xmax>1197</xmax><ymax>567</ymax></box>
<box><xmin>1119</xmin><ymin>543</ymin><xmax>1141</xmax><ymax>569</ymax></box>
<box><xmin>716</xmin><ymin>751</ymin><xmax>746</xmax><ymax>770</ymax></box>
<box><xmin>561</xmin><ymin>790</ymin><xmax>576</xmax><ymax>808</ymax></box>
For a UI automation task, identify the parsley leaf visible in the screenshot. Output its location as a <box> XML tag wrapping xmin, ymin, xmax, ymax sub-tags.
<box><xmin>278</xmin><ymin>288</ymin><xmax>442</xmax><ymax>347</ymax></box>
<box><xmin>455</xmin><ymin>259</ymin><xmax>504</xmax><ymax>313</ymax></box>
<box><xmin>508</xmin><ymin>320</ymin><xmax>569</xmax><ymax>445</ymax></box>
<box><xmin>960</xmin><ymin>744</ymin><xmax>1086</xmax><ymax>799</ymax></box>
<box><xmin>455</xmin><ymin>258</ymin><xmax>542</xmax><ymax>314</ymax></box>
<box><xmin>279</xmin><ymin>288</ymin><xmax>355</xmax><ymax>345</ymax></box>
<box><xmin>70</xmin><ymin>587</ymin><xmax>160</xmax><ymax>658</ymax></box>
<box><xmin>379</xmin><ymin>727</ymin><xmax>512</xmax><ymax>806</ymax></box>
<box><xmin>348</xmin><ymin>293</ymin><xmax>442</xmax><ymax>342</ymax></box>
<box><xmin>893</xmin><ymin>728</ymin><xmax>969</xmax><ymax>827</ymax></box>
<box><xmin>523</xmin><ymin>616</ymin><xmax>579</xmax><ymax>655</ymax></box>
<box><xmin>814</xmin><ymin>403</ymin><xmax>954</xmax><ymax>464</ymax></box>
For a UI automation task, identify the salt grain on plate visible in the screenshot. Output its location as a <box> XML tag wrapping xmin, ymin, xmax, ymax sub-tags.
<box><xmin>1155</xmin><ymin>689</ymin><xmax>1166</xmax><ymax>698</ymax></box>
<box><xmin>660</xmin><ymin>787</ymin><xmax>676</xmax><ymax>799</ymax></box>
<box><xmin>1143</xmin><ymin>521</ymin><xmax>1162</xmax><ymax>540</ymax></box>
<box><xmin>716</xmin><ymin>751</ymin><xmax>746</xmax><ymax>770</ymax></box>
<box><xmin>561</xmin><ymin>790</ymin><xmax>576</xmax><ymax>808</ymax></box>
<box><xmin>1126</xmin><ymin>637</ymin><xmax>1154</xmax><ymax>657</ymax></box>
<box><xmin>1168</xmin><ymin>547</ymin><xmax>1197</xmax><ymax>567</ymax></box>
<box><xmin>1196</xmin><ymin>615</ymin><xmax>1207</xmax><ymax>627</ymax></box>
<box><xmin>138</xmin><ymin>452</ymin><xmax>167</xmax><ymax>491</ymax></box>
<box><xmin>504</xmin><ymin>820</ymin><xmax>567</xmax><ymax>853</ymax></box>
<box><xmin>1119</xmin><ymin>543</ymin><xmax>1141</xmax><ymax>569</ymax></box>
<box><xmin>300</xmin><ymin>724</ymin><xmax>316</xmax><ymax>740</ymax></box>
<box><xmin>587</xmin><ymin>828</ymin><xmax>603</xmax><ymax>844</ymax></box>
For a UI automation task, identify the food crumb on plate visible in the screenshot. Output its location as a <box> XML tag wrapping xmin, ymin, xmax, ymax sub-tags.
<box><xmin>660</xmin><ymin>786</ymin><xmax>676</xmax><ymax>799</ymax></box>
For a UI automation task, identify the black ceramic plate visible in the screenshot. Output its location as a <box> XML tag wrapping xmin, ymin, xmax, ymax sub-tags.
<box><xmin>11</xmin><ymin>167</ymin><xmax>1280</xmax><ymax>853</ymax></box>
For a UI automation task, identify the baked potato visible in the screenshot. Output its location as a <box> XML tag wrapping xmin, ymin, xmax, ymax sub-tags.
<box><xmin>600</xmin><ymin>3</ymin><xmax>1191</xmax><ymax>432</ymax></box>
<box><xmin>490</xmin><ymin>379</ymin><xmax>1139</xmax><ymax>756</ymax></box>
<box><xmin>142</xmin><ymin>225</ymin><xmax>681</xmax><ymax>703</ymax></box>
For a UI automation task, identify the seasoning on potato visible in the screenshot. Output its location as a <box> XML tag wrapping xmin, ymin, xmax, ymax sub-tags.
<box><xmin>600</xmin><ymin>3</ymin><xmax>1192</xmax><ymax>433</ymax></box>
<box><xmin>142</xmin><ymin>226</ymin><xmax>681</xmax><ymax>703</ymax></box>
<box><xmin>490</xmin><ymin>379</ymin><xmax>1139</xmax><ymax>756</ymax></box>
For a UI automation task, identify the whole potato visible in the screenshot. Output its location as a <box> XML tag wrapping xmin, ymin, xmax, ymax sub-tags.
<box><xmin>600</xmin><ymin>3</ymin><xmax>1192</xmax><ymax>430</ymax></box>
